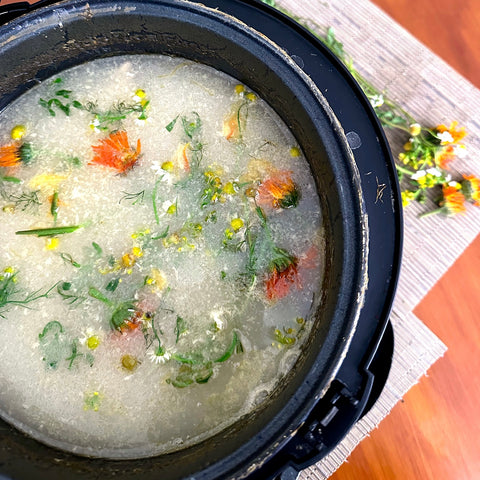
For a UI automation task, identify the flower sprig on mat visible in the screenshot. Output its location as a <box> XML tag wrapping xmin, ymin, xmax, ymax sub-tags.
<box><xmin>260</xmin><ymin>0</ymin><xmax>480</xmax><ymax>217</ymax></box>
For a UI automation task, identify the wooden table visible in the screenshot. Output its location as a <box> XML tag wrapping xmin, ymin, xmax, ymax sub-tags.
<box><xmin>331</xmin><ymin>1</ymin><xmax>480</xmax><ymax>479</ymax></box>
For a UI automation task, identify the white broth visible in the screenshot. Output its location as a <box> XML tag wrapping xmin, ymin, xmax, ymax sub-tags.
<box><xmin>0</xmin><ymin>55</ymin><xmax>324</xmax><ymax>458</ymax></box>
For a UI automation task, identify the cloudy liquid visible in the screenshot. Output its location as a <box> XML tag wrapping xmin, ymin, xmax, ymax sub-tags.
<box><xmin>0</xmin><ymin>55</ymin><xmax>323</xmax><ymax>458</ymax></box>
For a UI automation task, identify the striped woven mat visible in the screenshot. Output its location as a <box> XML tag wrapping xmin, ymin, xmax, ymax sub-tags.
<box><xmin>268</xmin><ymin>0</ymin><xmax>480</xmax><ymax>478</ymax></box>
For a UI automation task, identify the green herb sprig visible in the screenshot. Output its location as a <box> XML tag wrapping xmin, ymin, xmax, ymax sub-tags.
<box><xmin>15</xmin><ymin>225</ymin><xmax>82</xmax><ymax>237</ymax></box>
<box><xmin>39</xmin><ymin>78</ymin><xmax>83</xmax><ymax>117</ymax></box>
<box><xmin>0</xmin><ymin>267</ymin><xmax>57</xmax><ymax>317</ymax></box>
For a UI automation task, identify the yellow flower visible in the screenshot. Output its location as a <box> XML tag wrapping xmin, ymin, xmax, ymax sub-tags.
<box><xmin>87</xmin><ymin>335</ymin><xmax>101</xmax><ymax>350</ymax></box>
<box><xmin>45</xmin><ymin>237</ymin><xmax>60</xmax><ymax>250</ymax></box>
<box><xmin>223</xmin><ymin>182</ymin><xmax>236</xmax><ymax>195</ymax></box>
<box><xmin>401</xmin><ymin>190</ymin><xmax>416</xmax><ymax>207</ymax></box>
<box><xmin>289</xmin><ymin>146</ymin><xmax>301</xmax><ymax>157</ymax></box>
<box><xmin>146</xmin><ymin>268</ymin><xmax>167</xmax><ymax>292</ymax></box>
<box><xmin>234</xmin><ymin>84</ymin><xmax>245</xmax><ymax>94</ymax></box>
<box><xmin>29</xmin><ymin>173</ymin><xmax>67</xmax><ymax>194</ymax></box>
<box><xmin>161</xmin><ymin>161</ymin><xmax>174</xmax><ymax>172</ymax></box>
<box><xmin>11</xmin><ymin>125</ymin><xmax>26</xmax><ymax>140</ymax></box>
<box><xmin>408</xmin><ymin>123</ymin><xmax>422</xmax><ymax>136</ymax></box>
<box><xmin>166</xmin><ymin>203</ymin><xmax>177</xmax><ymax>215</ymax></box>
<box><xmin>230</xmin><ymin>218</ymin><xmax>244</xmax><ymax>231</ymax></box>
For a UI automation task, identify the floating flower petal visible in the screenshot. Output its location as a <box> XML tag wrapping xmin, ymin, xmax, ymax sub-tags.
<box><xmin>256</xmin><ymin>170</ymin><xmax>300</xmax><ymax>209</ymax></box>
<box><xmin>265</xmin><ymin>261</ymin><xmax>301</xmax><ymax>302</ymax></box>
<box><xmin>0</xmin><ymin>144</ymin><xmax>21</xmax><ymax>168</ymax></box>
<box><xmin>90</xmin><ymin>130</ymin><xmax>141</xmax><ymax>173</ymax></box>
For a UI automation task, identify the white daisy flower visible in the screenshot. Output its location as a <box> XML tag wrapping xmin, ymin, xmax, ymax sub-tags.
<box><xmin>437</xmin><ymin>131</ymin><xmax>454</xmax><ymax>144</ymax></box>
<box><xmin>79</xmin><ymin>327</ymin><xmax>103</xmax><ymax>350</ymax></box>
<box><xmin>426</xmin><ymin>168</ymin><xmax>442</xmax><ymax>177</ymax></box>
<box><xmin>411</xmin><ymin>169</ymin><xmax>426</xmax><ymax>181</ymax></box>
<box><xmin>369</xmin><ymin>94</ymin><xmax>384</xmax><ymax>108</ymax></box>
<box><xmin>147</xmin><ymin>349</ymin><xmax>171</xmax><ymax>364</ymax></box>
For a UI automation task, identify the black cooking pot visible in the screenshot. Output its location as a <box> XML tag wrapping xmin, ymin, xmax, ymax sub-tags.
<box><xmin>0</xmin><ymin>1</ymin><xmax>402</xmax><ymax>479</ymax></box>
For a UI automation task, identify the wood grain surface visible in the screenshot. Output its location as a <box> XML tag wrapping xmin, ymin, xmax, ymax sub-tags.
<box><xmin>331</xmin><ymin>1</ymin><xmax>480</xmax><ymax>479</ymax></box>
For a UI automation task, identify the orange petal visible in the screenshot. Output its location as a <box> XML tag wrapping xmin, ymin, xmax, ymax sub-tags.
<box><xmin>0</xmin><ymin>144</ymin><xmax>21</xmax><ymax>168</ymax></box>
<box><xmin>90</xmin><ymin>131</ymin><xmax>140</xmax><ymax>173</ymax></box>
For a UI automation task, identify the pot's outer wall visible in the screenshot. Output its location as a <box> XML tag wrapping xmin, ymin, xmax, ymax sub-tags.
<box><xmin>0</xmin><ymin>1</ymin><xmax>370</xmax><ymax>479</ymax></box>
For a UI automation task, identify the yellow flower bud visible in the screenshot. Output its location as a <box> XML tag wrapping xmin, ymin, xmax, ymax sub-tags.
<box><xmin>245</xmin><ymin>92</ymin><xmax>257</xmax><ymax>102</ymax></box>
<box><xmin>409</xmin><ymin>123</ymin><xmax>422</xmax><ymax>136</ymax></box>
<box><xmin>235</xmin><ymin>84</ymin><xmax>245</xmax><ymax>94</ymax></box>
<box><xmin>161</xmin><ymin>161</ymin><xmax>174</xmax><ymax>172</ymax></box>
<box><xmin>134</xmin><ymin>89</ymin><xmax>146</xmax><ymax>99</ymax></box>
<box><xmin>166</xmin><ymin>203</ymin><xmax>177</xmax><ymax>215</ymax></box>
<box><xmin>223</xmin><ymin>182</ymin><xmax>236</xmax><ymax>195</ymax></box>
<box><xmin>122</xmin><ymin>253</ymin><xmax>135</xmax><ymax>268</ymax></box>
<box><xmin>11</xmin><ymin>125</ymin><xmax>26</xmax><ymax>140</ymax></box>
<box><xmin>87</xmin><ymin>335</ymin><xmax>100</xmax><ymax>350</ymax></box>
<box><xmin>290</xmin><ymin>146</ymin><xmax>301</xmax><ymax>157</ymax></box>
<box><xmin>230</xmin><ymin>218</ymin><xmax>244</xmax><ymax>231</ymax></box>
<box><xmin>46</xmin><ymin>237</ymin><xmax>60</xmax><ymax>250</ymax></box>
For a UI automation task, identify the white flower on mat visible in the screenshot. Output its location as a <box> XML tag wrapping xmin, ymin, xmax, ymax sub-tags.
<box><xmin>437</xmin><ymin>130</ymin><xmax>454</xmax><ymax>144</ymax></box>
<box><xmin>411</xmin><ymin>169</ymin><xmax>426</xmax><ymax>181</ymax></box>
<box><xmin>369</xmin><ymin>94</ymin><xmax>384</xmax><ymax>108</ymax></box>
<box><xmin>426</xmin><ymin>168</ymin><xmax>442</xmax><ymax>177</ymax></box>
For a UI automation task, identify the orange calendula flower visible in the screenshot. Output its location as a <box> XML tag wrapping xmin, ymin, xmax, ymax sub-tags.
<box><xmin>435</xmin><ymin>144</ymin><xmax>456</xmax><ymax>170</ymax></box>
<box><xmin>436</xmin><ymin>121</ymin><xmax>467</xmax><ymax>145</ymax></box>
<box><xmin>0</xmin><ymin>142</ymin><xmax>32</xmax><ymax>168</ymax></box>
<box><xmin>441</xmin><ymin>184</ymin><xmax>466</xmax><ymax>215</ymax></box>
<box><xmin>461</xmin><ymin>174</ymin><xmax>480</xmax><ymax>207</ymax></box>
<box><xmin>265</xmin><ymin>261</ymin><xmax>300</xmax><ymax>302</ymax></box>
<box><xmin>264</xmin><ymin>247</ymin><xmax>301</xmax><ymax>301</ymax></box>
<box><xmin>90</xmin><ymin>130</ymin><xmax>141</xmax><ymax>173</ymax></box>
<box><xmin>256</xmin><ymin>170</ymin><xmax>300</xmax><ymax>209</ymax></box>
<box><xmin>0</xmin><ymin>143</ymin><xmax>21</xmax><ymax>167</ymax></box>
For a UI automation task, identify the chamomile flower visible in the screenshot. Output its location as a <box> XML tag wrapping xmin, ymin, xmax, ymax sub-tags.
<box><xmin>147</xmin><ymin>348</ymin><xmax>171</xmax><ymax>364</ymax></box>
<box><xmin>79</xmin><ymin>327</ymin><xmax>103</xmax><ymax>350</ymax></box>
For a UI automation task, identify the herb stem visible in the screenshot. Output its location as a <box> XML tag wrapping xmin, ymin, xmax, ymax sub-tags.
<box><xmin>1</xmin><ymin>176</ymin><xmax>22</xmax><ymax>184</ymax></box>
<box><xmin>15</xmin><ymin>225</ymin><xmax>82</xmax><ymax>237</ymax></box>
<box><xmin>88</xmin><ymin>287</ymin><xmax>114</xmax><ymax>307</ymax></box>
<box><xmin>152</xmin><ymin>179</ymin><xmax>162</xmax><ymax>225</ymax></box>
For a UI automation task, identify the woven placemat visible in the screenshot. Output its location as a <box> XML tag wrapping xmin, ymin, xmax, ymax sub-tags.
<box><xmin>269</xmin><ymin>0</ymin><xmax>480</xmax><ymax>478</ymax></box>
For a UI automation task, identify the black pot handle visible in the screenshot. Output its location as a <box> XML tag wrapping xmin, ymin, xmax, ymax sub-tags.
<box><xmin>255</xmin><ymin>321</ymin><xmax>394</xmax><ymax>480</ymax></box>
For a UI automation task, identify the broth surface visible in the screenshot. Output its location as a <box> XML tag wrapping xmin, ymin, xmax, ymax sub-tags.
<box><xmin>0</xmin><ymin>55</ymin><xmax>323</xmax><ymax>458</ymax></box>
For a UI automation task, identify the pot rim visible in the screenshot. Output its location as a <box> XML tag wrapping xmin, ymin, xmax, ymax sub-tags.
<box><xmin>0</xmin><ymin>0</ymin><xmax>369</xmax><ymax>476</ymax></box>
